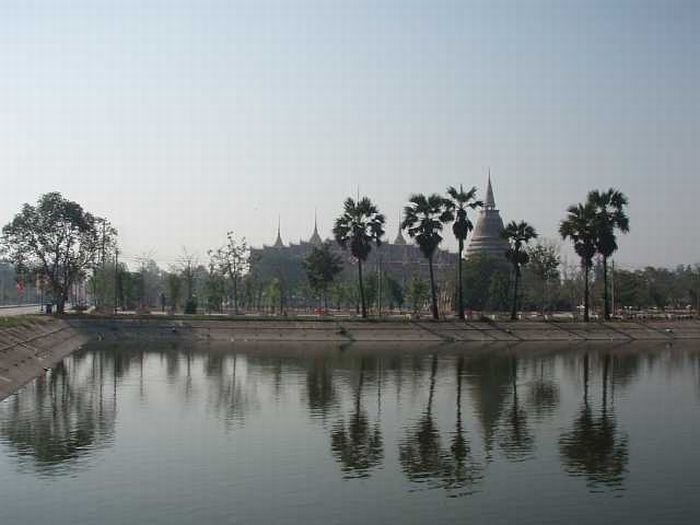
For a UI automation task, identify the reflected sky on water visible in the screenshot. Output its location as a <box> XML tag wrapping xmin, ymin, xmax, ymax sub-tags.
<box><xmin>1</xmin><ymin>341</ymin><xmax>700</xmax><ymax>524</ymax></box>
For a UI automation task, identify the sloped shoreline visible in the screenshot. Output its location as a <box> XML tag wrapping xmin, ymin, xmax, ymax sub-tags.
<box><xmin>1</xmin><ymin>315</ymin><xmax>698</xmax><ymax>402</ymax></box>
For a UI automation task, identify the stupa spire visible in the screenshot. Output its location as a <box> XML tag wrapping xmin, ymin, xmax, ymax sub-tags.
<box><xmin>484</xmin><ymin>169</ymin><xmax>496</xmax><ymax>209</ymax></box>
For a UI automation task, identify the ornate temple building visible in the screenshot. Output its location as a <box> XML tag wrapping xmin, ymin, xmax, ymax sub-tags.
<box><xmin>251</xmin><ymin>214</ymin><xmax>457</xmax><ymax>290</ymax></box>
<box><xmin>466</xmin><ymin>176</ymin><xmax>508</xmax><ymax>259</ymax></box>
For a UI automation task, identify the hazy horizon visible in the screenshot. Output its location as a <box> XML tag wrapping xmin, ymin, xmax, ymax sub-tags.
<box><xmin>1</xmin><ymin>1</ymin><xmax>698</xmax><ymax>270</ymax></box>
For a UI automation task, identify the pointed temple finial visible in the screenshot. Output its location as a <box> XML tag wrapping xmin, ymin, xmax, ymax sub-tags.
<box><xmin>484</xmin><ymin>169</ymin><xmax>496</xmax><ymax>209</ymax></box>
<box><xmin>394</xmin><ymin>211</ymin><xmax>407</xmax><ymax>245</ymax></box>
<box><xmin>274</xmin><ymin>215</ymin><xmax>284</xmax><ymax>248</ymax></box>
<box><xmin>309</xmin><ymin>209</ymin><xmax>322</xmax><ymax>246</ymax></box>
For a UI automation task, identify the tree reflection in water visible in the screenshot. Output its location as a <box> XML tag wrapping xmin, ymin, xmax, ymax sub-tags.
<box><xmin>306</xmin><ymin>356</ymin><xmax>338</xmax><ymax>420</ymax></box>
<box><xmin>497</xmin><ymin>357</ymin><xmax>534</xmax><ymax>462</ymax></box>
<box><xmin>399</xmin><ymin>355</ymin><xmax>482</xmax><ymax>496</ymax></box>
<box><xmin>463</xmin><ymin>352</ymin><xmax>513</xmax><ymax>460</ymax></box>
<box><xmin>330</xmin><ymin>357</ymin><xmax>383</xmax><ymax>479</ymax></box>
<box><xmin>559</xmin><ymin>354</ymin><xmax>629</xmax><ymax>491</ymax></box>
<box><xmin>0</xmin><ymin>349</ymin><xmax>118</xmax><ymax>476</ymax></box>
<box><xmin>526</xmin><ymin>357</ymin><xmax>560</xmax><ymax>420</ymax></box>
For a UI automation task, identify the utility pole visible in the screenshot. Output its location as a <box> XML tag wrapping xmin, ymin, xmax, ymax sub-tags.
<box><xmin>114</xmin><ymin>248</ymin><xmax>119</xmax><ymax>315</ymax></box>
<box><xmin>377</xmin><ymin>254</ymin><xmax>382</xmax><ymax>317</ymax></box>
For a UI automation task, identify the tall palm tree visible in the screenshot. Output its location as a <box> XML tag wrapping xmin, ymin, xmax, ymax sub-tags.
<box><xmin>560</xmin><ymin>202</ymin><xmax>597</xmax><ymax>322</ymax></box>
<box><xmin>402</xmin><ymin>194</ymin><xmax>453</xmax><ymax>320</ymax></box>
<box><xmin>502</xmin><ymin>220</ymin><xmax>538</xmax><ymax>320</ymax></box>
<box><xmin>588</xmin><ymin>189</ymin><xmax>630</xmax><ymax>320</ymax></box>
<box><xmin>446</xmin><ymin>185</ymin><xmax>482</xmax><ymax>320</ymax></box>
<box><xmin>333</xmin><ymin>197</ymin><xmax>385</xmax><ymax>318</ymax></box>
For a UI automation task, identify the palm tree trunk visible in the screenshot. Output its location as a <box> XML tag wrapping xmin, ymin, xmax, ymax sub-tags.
<box><xmin>457</xmin><ymin>241</ymin><xmax>464</xmax><ymax>320</ymax></box>
<box><xmin>428</xmin><ymin>256</ymin><xmax>438</xmax><ymax>320</ymax></box>
<box><xmin>603</xmin><ymin>256</ymin><xmax>610</xmax><ymax>321</ymax></box>
<box><xmin>358</xmin><ymin>260</ymin><xmax>367</xmax><ymax>318</ymax></box>
<box><xmin>583</xmin><ymin>263</ymin><xmax>590</xmax><ymax>322</ymax></box>
<box><xmin>510</xmin><ymin>266</ymin><xmax>520</xmax><ymax>321</ymax></box>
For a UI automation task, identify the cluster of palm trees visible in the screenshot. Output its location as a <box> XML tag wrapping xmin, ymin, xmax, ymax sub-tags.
<box><xmin>560</xmin><ymin>189</ymin><xmax>629</xmax><ymax>321</ymax></box>
<box><xmin>333</xmin><ymin>188</ymin><xmax>484</xmax><ymax>321</ymax></box>
<box><xmin>333</xmin><ymin>186</ymin><xmax>628</xmax><ymax>322</ymax></box>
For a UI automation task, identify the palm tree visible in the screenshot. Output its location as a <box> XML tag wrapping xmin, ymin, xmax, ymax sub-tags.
<box><xmin>402</xmin><ymin>194</ymin><xmax>453</xmax><ymax>320</ymax></box>
<box><xmin>446</xmin><ymin>185</ymin><xmax>482</xmax><ymax>320</ymax></box>
<box><xmin>560</xmin><ymin>202</ymin><xmax>597</xmax><ymax>322</ymax></box>
<box><xmin>588</xmin><ymin>189</ymin><xmax>630</xmax><ymax>320</ymax></box>
<box><xmin>502</xmin><ymin>220</ymin><xmax>538</xmax><ymax>321</ymax></box>
<box><xmin>333</xmin><ymin>197</ymin><xmax>385</xmax><ymax>318</ymax></box>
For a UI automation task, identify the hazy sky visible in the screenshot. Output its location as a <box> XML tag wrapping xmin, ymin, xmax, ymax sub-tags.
<box><xmin>1</xmin><ymin>0</ymin><xmax>698</xmax><ymax>270</ymax></box>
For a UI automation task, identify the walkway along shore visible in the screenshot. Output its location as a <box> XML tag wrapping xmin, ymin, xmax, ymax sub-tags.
<box><xmin>1</xmin><ymin>315</ymin><xmax>699</xmax><ymax>402</ymax></box>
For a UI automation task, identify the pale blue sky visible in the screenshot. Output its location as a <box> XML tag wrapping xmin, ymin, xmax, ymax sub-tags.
<box><xmin>0</xmin><ymin>0</ymin><xmax>698</xmax><ymax>269</ymax></box>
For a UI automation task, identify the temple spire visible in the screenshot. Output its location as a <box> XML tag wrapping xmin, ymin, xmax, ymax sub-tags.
<box><xmin>273</xmin><ymin>215</ymin><xmax>284</xmax><ymax>248</ymax></box>
<box><xmin>309</xmin><ymin>209</ymin><xmax>322</xmax><ymax>245</ymax></box>
<box><xmin>484</xmin><ymin>169</ymin><xmax>496</xmax><ymax>209</ymax></box>
<box><xmin>394</xmin><ymin>211</ymin><xmax>407</xmax><ymax>245</ymax></box>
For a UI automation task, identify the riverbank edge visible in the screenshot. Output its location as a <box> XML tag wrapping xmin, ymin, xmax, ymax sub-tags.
<box><xmin>0</xmin><ymin>317</ymin><xmax>90</xmax><ymax>402</ymax></box>
<box><xmin>1</xmin><ymin>316</ymin><xmax>698</xmax><ymax>402</ymax></box>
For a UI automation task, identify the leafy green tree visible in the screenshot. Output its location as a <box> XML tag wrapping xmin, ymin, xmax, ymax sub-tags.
<box><xmin>384</xmin><ymin>274</ymin><xmax>405</xmax><ymax>310</ymax></box>
<box><xmin>588</xmin><ymin>189</ymin><xmax>630</xmax><ymax>320</ymax></box>
<box><xmin>333</xmin><ymin>197</ymin><xmax>385</xmax><ymax>318</ymax></box>
<box><xmin>402</xmin><ymin>194</ymin><xmax>453</xmax><ymax>320</ymax></box>
<box><xmin>462</xmin><ymin>253</ymin><xmax>509</xmax><ymax>311</ymax></box>
<box><xmin>166</xmin><ymin>272</ymin><xmax>182</xmax><ymax>312</ymax></box>
<box><xmin>1</xmin><ymin>192</ymin><xmax>115</xmax><ymax>313</ymax></box>
<box><xmin>406</xmin><ymin>274</ymin><xmax>430</xmax><ymax>316</ymax></box>
<box><xmin>526</xmin><ymin>242</ymin><xmax>561</xmax><ymax>314</ymax></box>
<box><xmin>303</xmin><ymin>242</ymin><xmax>344</xmax><ymax>309</ymax></box>
<box><xmin>445</xmin><ymin>185</ymin><xmax>482</xmax><ymax>320</ymax></box>
<box><xmin>502</xmin><ymin>221</ymin><xmax>538</xmax><ymax>320</ymax></box>
<box><xmin>560</xmin><ymin>203</ymin><xmax>597</xmax><ymax>322</ymax></box>
<box><xmin>209</xmin><ymin>231</ymin><xmax>249</xmax><ymax>313</ymax></box>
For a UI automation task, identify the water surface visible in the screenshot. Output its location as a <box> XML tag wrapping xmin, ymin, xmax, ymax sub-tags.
<box><xmin>1</xmin><ymin>341</ymin><xmax>699</xmax><ymax>524</ymax></box>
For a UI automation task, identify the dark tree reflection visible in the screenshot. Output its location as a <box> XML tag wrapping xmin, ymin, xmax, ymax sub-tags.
<box><xmin>306</xmin><ymin>356</ymin><xmax>338</xmax><ymax>420</ymax></box>
<box><xmin>441</xmin><ymin>357</ymin><xmax>483</xmax><ymax>495</ymax></box>
<box><xmin>559</xmin><ymin>354</ymin><xmax>629</xmax><ymax>491</ymax></box>
<box><xmin>0</xmin><ymin>350</ymin><xmax>117</xmax><ymax>475</ymax></box>
<box><xmin>330</xmin><ymin>358</ymin><xmax>383</xmax><ymax>479</ymax></box>
<box><xmin>399</xmin><ymin>355</ymin><xmax>483</xmax><ymax>495</ymax></box>
<box><xmin>463</xmin><ymin>352</ymin><xmax>513</xmax><ymax>459</ymax></box>
<box><xmin>498</xmin><ymin>357</ymin><xmax>534</xmax><ymax>461</ymax></box>
<box><xmin>526</xmin><ymin>357</ymin><xmax>560</xmax><ymax>420</ymax></box>
<box><xmin>399</xmin><ymin>355</ymin><xmax>444</xmax><ymax>483</ymax></box>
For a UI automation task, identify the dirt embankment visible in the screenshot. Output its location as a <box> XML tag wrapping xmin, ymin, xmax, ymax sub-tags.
<box><xmin>1</xmin><ymin>315</ymin><xmax>699</xmax><ymax>402</ymax></box>
<box><xmin>68</xmin><ymin>316</ymin><xmax>700</xmax><ymax>344</ymax></box>
<box><xmin>0</xmin><ymin>317</ymin><xmax>89</xmax><ymax>402</ymax></box>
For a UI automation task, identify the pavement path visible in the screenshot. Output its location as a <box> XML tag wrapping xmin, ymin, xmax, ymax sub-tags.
<box><xmin>0</xmin><ymin>304</ymin><xmax>42</xmax><ymax>316</ymax></box>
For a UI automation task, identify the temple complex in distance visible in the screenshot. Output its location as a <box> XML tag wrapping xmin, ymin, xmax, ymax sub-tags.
<box><xmin>250</xmin><ymin>175</ymin><xmax>507</xmax><ymax>302</ymax></box>
<box><xmin>251</xmin><ymin>214</ymin><xmax>456</xmax><ymax>289</ymax></box>
<box><xmin>466</xmin><ymin>175</ymin><xmax>508</xmax><ymax>259</ymax></box>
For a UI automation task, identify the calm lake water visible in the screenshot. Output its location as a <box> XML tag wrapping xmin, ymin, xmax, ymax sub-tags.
<box><xmin>1</xmin><ymin>341</ymin><xmax>700</xmax><ymax>524</ymax></box>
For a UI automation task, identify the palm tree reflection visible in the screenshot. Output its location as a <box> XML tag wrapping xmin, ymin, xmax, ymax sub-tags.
<box><xmin>497</xmin><ymin>357</ymin><xmax>534</xmax><ymax>461</ymax></box>
<box><xmin>330</xmin><ymin>357</ymin><xmax>383</xmax><ymax>479</ymax></box>
<box><xmin>559</xmin><ymin>354</ymin><xmax>628</xmax><ymax>491</ymax></box>
<box><xmin>399</xmin><ymin>355</ymin><xmax>482</xmax><ymax>496</ymax></box>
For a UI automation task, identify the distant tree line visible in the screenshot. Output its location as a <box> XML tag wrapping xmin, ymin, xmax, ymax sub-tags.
<box><xmin>2</xmin><ymin>188</ymin><xmax>697</xmax><ymax>320</ymax></box>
